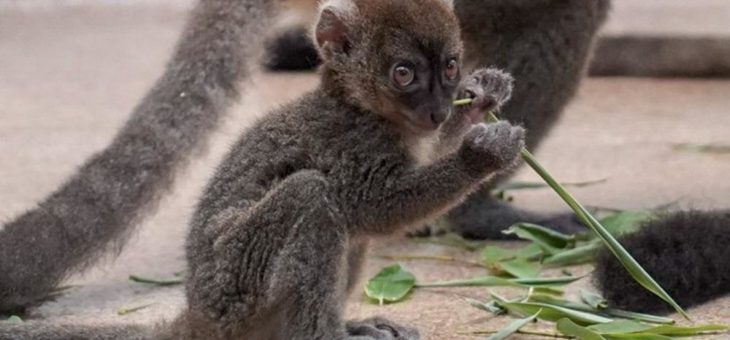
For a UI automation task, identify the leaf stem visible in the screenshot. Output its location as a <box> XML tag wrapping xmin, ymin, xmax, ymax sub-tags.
<box><xmin>460</xmin><ymin>329</ymin><xmax>573</xmax><ymax>338</ymax></box>
<box><xmin>375</xmin><ymin>254</ymin><xmax>484</xmax><ymax>267</ymax></box>
<box><xmin>128</xmin><ymin>275</ymin><xmax>184</xmax><ymax>286</ymax></box>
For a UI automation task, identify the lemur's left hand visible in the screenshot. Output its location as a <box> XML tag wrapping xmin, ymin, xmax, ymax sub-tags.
<box><xmin>456</xmin><ymin>67</ymin><xmax>514</xmax><ymax>124</ymax></box>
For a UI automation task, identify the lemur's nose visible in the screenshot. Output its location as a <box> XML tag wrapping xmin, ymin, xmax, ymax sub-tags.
<box><xmin>430</xmin><ymin>111</ymin><xmax>447</xmax><ymax>125</ymax></box>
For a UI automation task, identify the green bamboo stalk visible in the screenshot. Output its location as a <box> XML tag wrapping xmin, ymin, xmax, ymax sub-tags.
<box><xmin>452</xmin><ymin>99</ymin><xmax>689</xmax><ymax>319</ymax></box>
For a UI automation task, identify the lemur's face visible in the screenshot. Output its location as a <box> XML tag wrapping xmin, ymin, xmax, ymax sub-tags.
<box><xmin>362</xmin><ymin>0</ymin><xmax>464</xmax><ymax>134</ymax></box>
<box><xmin>374</xmin><ymin>38</ymin><xmax>462</xmax><ymax>133</ymax></box>
<box><xmin>314</xmin><ymin>0</ymin><xmax>463</xmax><ymax>134</ymax></box>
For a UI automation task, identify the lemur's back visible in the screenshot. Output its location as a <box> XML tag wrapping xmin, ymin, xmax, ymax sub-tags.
<box><xmin>188</xmin><ymin>89</ymin><xmax>401</xmax><ymax>229</ymax></box>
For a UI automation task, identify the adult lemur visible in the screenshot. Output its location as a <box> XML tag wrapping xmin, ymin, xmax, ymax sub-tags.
<box><xmin>2</xmin><ymin>0</ymin><xmax>525</xmax><ymax>338</ymax></box>
<box><xmin>270</xmin><ymin>0</ymin><xmax>730</xmax><ymax>78</ymax></box>
<box><xmin>0</xmin><ymin>0</ymin><xmax>611</xmax><ymax>315</ymax></box>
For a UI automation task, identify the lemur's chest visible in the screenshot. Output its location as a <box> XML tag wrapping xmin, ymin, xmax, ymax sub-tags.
<box><xmin>403</xmin><ymin>133</ymin><xmax>439</xmax><ymax>167</ymax></box>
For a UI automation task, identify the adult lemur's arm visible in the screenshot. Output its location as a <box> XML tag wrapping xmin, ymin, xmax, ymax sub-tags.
<box><xmin>0</xmin><ymin>0</ymin><xmax>276</xmax><ymax>314</ymax></box>
<box><xmin>590</xmin><ymin>36</ymin><xmax>730</xmax><ymax>78</ymax></box>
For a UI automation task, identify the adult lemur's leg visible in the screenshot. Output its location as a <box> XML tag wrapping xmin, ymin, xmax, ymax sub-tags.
<box><xmin>184</xmin><ymin>171</ymin><xmax>418</xmax><ymax>339</ymax></box>
<box><xmin>0</xmin><ymin>0</ymin><xmax>276</xmax><ymax>314</ymax></box>
<box><xmin>447</xmin><ymin>0</ymin><xmax>611</xmax><ymax>239</ymax></box>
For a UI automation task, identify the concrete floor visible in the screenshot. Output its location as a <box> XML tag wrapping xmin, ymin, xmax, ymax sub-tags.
<box><xmin>1</xmin><ymin>3</ymin><xmax>729</xmax><ymax>339</ymax></box>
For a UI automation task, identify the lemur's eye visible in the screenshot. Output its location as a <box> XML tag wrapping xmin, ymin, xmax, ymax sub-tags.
<box><xmin>445</xmin><ymin>58</ymin><xmax>459</xmax><ymax>80</ymax></box>
<box><xmin>392</xmin><ymin>64</ymin><xmax>415</xmax><ymax>87</ymax></box>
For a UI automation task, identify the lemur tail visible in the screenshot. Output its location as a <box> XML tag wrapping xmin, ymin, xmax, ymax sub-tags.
<box><xmin>590</xmin><ymin>36</ymin><xmax>730</xmax><ymax>78</ymax></box>
<box><xmin>0</xmin><ymin>0</ymin><xmax>276</xmax><ymax>314</ymax></box>
<box><xmin>0</xmin><ymin>322</ymin><xmax>153</xmax><ymax>340</ymax></box>
<box><xmin>594</xmin><ymin>210</ymin><xmax>730</xmax><ymax>314</ymax></box>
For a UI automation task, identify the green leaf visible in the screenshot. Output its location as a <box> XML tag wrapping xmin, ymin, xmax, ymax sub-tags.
<box><xmin>513</xmin><ymin>276</ymin><xmax>584</xmax><ymax>286</ymax></box>
<box><xmin>486</xmin><ymin>310</ymin><xmax>541</xmax><ymax>340</ymax></box>
<box><xmin>557</xmin><ymin>318</ymin><xmax>607</xmax><ymax>340</ymax></box>
<box><xmin>497</xmin><ymin>258</ymin><xmax>541</xmax><ymax>278</ymax></box>
<box><xmin>581</xmin><ymin>290</ymin><xmax>608</xmax><ymax>310</ymax></box>
<box><xmin>494</xmin><ymin>181</ymin><xmax>550</xmax><ymax>191</ymax></box>
<box><xmin>513</xmin><ymin>243</ymin><xmax>544</xmax><ymax>260</ymax></box>
<box><xmin>129</xmin><ymin>275</ymin><xmax>184</xmax><ymax>286</ymax></box>
<box><xmin>527</xmin><ymin>293</ymin><xmax>669</xmax><ymax>326</ymax></box>
<box><xmin>494</xmin><ymin>178</ymin><xmax>608</xmax><ymax>192</ymax></box>
<box><xmin>498</xmin><ymin>301</ymin><xmax>613</xmax><ymax>325</ymax></box>
<box><xmin>602</xmin><ymin>309</ymin><xmax>674</xmax><ymax>325</ymax></box>
<box><xmin>465</xmin><ymin>298</ymin><xmax>506</xmax><ymax>315</ymax></box>
<box><xmin>416</xmin><ymin>275</ymin><xmax>580</xmax><ymax>289</ymax></box>
<box><xmin>481</xmin><ymin>244</ymin><xmax>543</xmax><ymax>267</ymax></box>
<box><xmin>534</xmin><ymin>287</ymin><xmax>567</xmax><ymax>296</ymax></box>
<box><xmin>364</xmin><ymin>264</ymin><xmax>416</xmax><ymax>305</ymax></box>
<box><xmin>643</xmin><ymin>324</ymin><xmax>729</xmax><ymax>336</ymax></box>
<box><xmin>587</xmin><ymin>320</ymin><xmax>726</xmax><ymax>337</ymax></box>
<box><xmin>543</xmin><ymin>241</ymin><xmax>602</xmax><ymax>267</ymax></box>
<box><xmin>528</xmin><ymin>293</ymin><xmax>599</xmax><ymax>313</ymax></box>
<box><xmin>117</xmin><ymin>303</ymin><xmax>153</xmax><ymax>316</ymax></box>
<box><xmin>673</xmin><ymin>143</ymin><xmax>730</xmax><ymax>154</ymax></box>
<box><xmin>6</xmin><ymin>315</ymin><xmax>23</xmax><ymax>323</ymax></box>
<box><xmin>587</xmin><ymin>320</ymin><xmax>654</xmax><ymax>334</ymax></box>
<box><xmin>598</xmin><ymin>211</ymin><xmax>656</xmax><ymax>237</ymax></box>
<box><xmin>481</xmin><ymin>246</ymin><xmax>514</xmax><ymax>265</ymax></box>
<box><xmin>416</xmin><ymin>276</ymin><xmax>521</xmax><ymax>288</ymax></box>
<box><xmin>604</xmin><ymin>333</ymin><xmax>672</xmax><ymax>340</ymax></box>
<box><xmin>503</xmin><ymin>223</ymin><xmax>574</xmax><ymax>254</ymax></box>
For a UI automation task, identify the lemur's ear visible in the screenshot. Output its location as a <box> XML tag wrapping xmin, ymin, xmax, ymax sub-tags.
<box><xmin>314</xmin><ymin>0</ymin><xmax>357</xmax><ymax>58</ymax></box>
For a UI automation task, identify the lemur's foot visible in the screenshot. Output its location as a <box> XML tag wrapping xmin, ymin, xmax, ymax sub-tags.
<box><xmin>346</xmin><ymin>317</ymin><xmax>420</xmax><ymax>340</ymax></box>
<box><xmin>457</xmin><ymin>67</ymin><xmax>514</xmax><ymax>123</ymax></box>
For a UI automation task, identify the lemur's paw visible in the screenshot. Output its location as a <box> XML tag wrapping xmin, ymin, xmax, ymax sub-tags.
<box><xmin>346</xmin><ymin>317</ymin><xmax>420</xmax><ymax>340</ymax></box>
<box><xmin>461</xmin><ymin>121</ymin><xmax>524</xmax><ymax>172</ymax></box>
<box><xmin>456</xmin><ymin>67</ymin><xmax>514</xmax><ymax>123</ymax></box>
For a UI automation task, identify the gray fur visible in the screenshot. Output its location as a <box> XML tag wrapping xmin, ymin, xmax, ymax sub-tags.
<box><xmin>0</xmin><ymin>0</ymin><xmax>276</xmax><ymax>314</ymax></box>
<box><xmin>590</xmin><ymin>35</ymin><xmax>730</xmax><ymax>78</ymax></box>
<box><xmin>447</xmin><ymin>0</ymin><xmax>611</xmax><ymax>239</ymax></box>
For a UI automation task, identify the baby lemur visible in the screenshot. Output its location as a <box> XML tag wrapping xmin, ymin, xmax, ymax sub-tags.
<box><xmin>1</xmin><ymin>0</ymin><xmax>522</xmax><ymax>338</ymax></box>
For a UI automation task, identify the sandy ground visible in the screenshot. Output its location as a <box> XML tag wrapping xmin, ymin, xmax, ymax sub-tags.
<box><xmin>1</xmin><ymin>2</ymin><xmax>730</xmax><ymax>339</ymax></box>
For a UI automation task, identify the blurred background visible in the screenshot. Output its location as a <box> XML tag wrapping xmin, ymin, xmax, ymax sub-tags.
<box><xmin>1</xmin><ymin>1</ymin><xmax>729</xmax><ymax>339</ymax></box>
<box><xmin>3</xmin><ymin>0</ymin><xmax>730</xmax><ymax>34</ymax></box>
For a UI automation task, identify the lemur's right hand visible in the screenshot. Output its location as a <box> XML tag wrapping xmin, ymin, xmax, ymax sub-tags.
<box><xmin>460</xmin><ymin>121</ymin><xmax>524</xmax><ymax>173</ymax></box>
<box><xmin>456</xmin><ymin>67</ymin><xmax>514</xmax><ymax>124</ymax></box>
